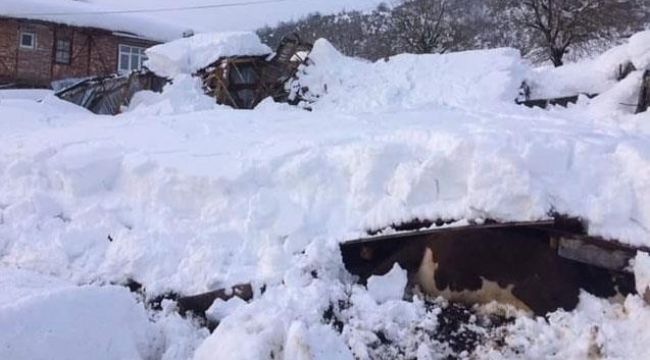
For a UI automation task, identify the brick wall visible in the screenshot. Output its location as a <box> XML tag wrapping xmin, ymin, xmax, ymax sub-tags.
<box><xmin>0</xmin><ymin>19</ymin><xmax>18</xmax><ymax>84</ymax></box>
<box><xmin>0</xmin><ymin>18</ymin><xmax>160</xmax><ymax>88</ymax></box>
<box><xmin>15</xmin><ymin>21</ymin><xmax>54</xmax><ymax>86</ymax></box>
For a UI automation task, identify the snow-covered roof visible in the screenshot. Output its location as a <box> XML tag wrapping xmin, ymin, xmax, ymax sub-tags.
<box><xmin>145</xmin><ymin>32</ymin><xmax>272</xmax><ymax>78</ymax></box>
<box><xmin>0</xmin><ymin>0</ymin><xmax>191</xmax><ymax>42</ymax></box>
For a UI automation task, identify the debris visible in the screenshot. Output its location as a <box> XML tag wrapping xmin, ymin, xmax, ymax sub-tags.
<box><xmin>54</xmin><ymin>71</ymin><xmax>168</xmax><ymax>115</ymax></box>
<box><xmin>636</xmin><ymin>69</ymin><xmax>650</xmax><ymax>114</ymax></box>
<box><xmin>177</xmin><ymin>283</ymin><xmax>254</xmax><ymax>316</ymax></box>
<box><xmin>516</xmin><ymin>93</ymin><xmax>598</xmax><ymax>109</ymax></box>
<box><xmin>617</xmin><ymin>61</ymin><xmax>637</xmax><ymax>81</ymax></box>
<box><xmin>55</xmin><ymin>33</ymin><xmax>312</xmax><ymax>113</ymax></box>
<box><xmin>197</xmin><ymin>33</ymin><xmax>312</xmax><ymax>109</ymax></box>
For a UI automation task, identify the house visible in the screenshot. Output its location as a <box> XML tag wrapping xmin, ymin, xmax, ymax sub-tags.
<box><xmin>0</xmin><ymin>0</ymin><xmax>191</xmax><ymax>88</ymax></box>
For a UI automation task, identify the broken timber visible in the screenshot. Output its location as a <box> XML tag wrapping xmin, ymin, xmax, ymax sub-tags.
<box><xmin>516</xmin><ymin>93</ymin><xmax>598</xmax><ymax>109</ymax></box>
<box><xmin>54</xmin><ymin>71</ymin><xmax>168</xmax><ymax>115</ymax></box>
<box><xmin>636</xmin><ymin>69</ymin><xmax>650</xmax><ymax>114</ymax></box>
<box><xmin>342</xmin><ymin>217</ymin><xmax>644</xmax><ymax>273</ymax></box>
<box><xmin>55</xmin><ymin>33</ymin><xmax>313</xmax><ymax>113</ymax></box>
<box><xmin>177</xmin><ymin>284</ymin><xmax>253</xmax><ymax>315</ymax></box>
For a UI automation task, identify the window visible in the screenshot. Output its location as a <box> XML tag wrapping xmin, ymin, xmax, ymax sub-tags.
<box><xmin>19</xmin><ymin>32</ymin><xmax>35</xmax><ymax>49</ymax></box>
<box><xmin>55</xmin><ymin>39</ymin><xmax>71</xmax><ymax>64</ymax></box>
<box><xmin>118</xmin><ymin>44</ymin><xmax>147</xmax><ymax>73</ymax></box>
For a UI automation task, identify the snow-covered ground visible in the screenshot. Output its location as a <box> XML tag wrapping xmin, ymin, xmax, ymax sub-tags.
<box><xmin>2</xmin><ymin>32</ymin><xmax>650</xmax><ymax>359</ymax></box>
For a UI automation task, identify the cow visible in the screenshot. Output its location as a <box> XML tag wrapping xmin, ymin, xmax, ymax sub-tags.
<box><xmin>342</xmin><ymin>227</ymin><xmax>634</xmax><ymax>315</ymax></box>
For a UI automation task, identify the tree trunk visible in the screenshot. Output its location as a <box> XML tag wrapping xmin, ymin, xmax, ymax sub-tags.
<box><xmin>550</xmin><ymin>47</ymin><xmax>565</xmax><ymax>67</ymax></box>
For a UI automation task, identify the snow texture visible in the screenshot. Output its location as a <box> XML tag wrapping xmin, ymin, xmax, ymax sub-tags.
<box><xmin>296</xmin><ymin>39</ymin><xmax>526</xmax><ymax>112</ymax></box>
<box><xmin>488</xmin><ymin>293</ymin><xmax>650</xmax><ymax>360</ymax></box>
<box><xmin>634</xmin><ymin>252</ymin><xmax>650</xmax><ymax>297</ymax></box>
<box><xmin>528</xmin><ymin>30</ymin><xmax>650</xmax><ymax>99</ymax></box>
<box><xmin>0</xmin><ymin>0</ymin><xmax>190</xmax><ymax>42</ymax></box>
<box><xmin>366</xmin><ymin>263</ymin><xmax>407</xmax><ymax>304</ymax></box>
<box><xmin>0</xmin><ymin>267</ymin><xmax>159</xmax><ymax>360</ymax></box>
<box><xmin>3</xmin><ymin>32</ymin><xmax>650</xmax><ymax>359</ymax></box>
<box><xmin>145</xmin><ymin>32</ymin><xmax>272</xmax><ymax>78</ymax></box>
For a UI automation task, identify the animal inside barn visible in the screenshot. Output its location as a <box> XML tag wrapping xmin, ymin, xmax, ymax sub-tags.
<box><xmin>340</xmin><ymin>217</ymin><xmax>638</xmax><ymax>315</ymax></box>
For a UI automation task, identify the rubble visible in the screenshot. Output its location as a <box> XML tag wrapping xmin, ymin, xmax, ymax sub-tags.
<box><xmin>54</xmin><ymin>33</ymin><xmax>312</xmax><ymax>113</ymax></box>
<box><xmin>54</xmin><ymin>71</ymin><xmax>168</xmax><ymax>115</ymax></box>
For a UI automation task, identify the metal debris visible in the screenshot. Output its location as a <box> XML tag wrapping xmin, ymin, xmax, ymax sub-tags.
<box><xmin>55</xmin><ymin>71</ymin><xmax>168</xmax><ymax>115</ymax></box>
<box><xmin>55</xmin><ymin>34</ymin><xmax>312</xmax><ymax>113</ymax></box>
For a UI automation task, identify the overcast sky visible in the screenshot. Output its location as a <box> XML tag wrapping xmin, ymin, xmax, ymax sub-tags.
<box><xmin>87</xmin><ymin>0</ymin><xmax>389</xmax><ymax>32</ymax></box>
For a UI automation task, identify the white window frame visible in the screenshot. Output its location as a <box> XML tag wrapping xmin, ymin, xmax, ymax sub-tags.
<box><xmin>117</xmin><ymin>44</ymin><xmax>147</xmax><ymax>73</ymax></box>
<box><xmin>19</xmin><ymin>32</ymin><xmax>36</xmax><ymax>49</ymax></box>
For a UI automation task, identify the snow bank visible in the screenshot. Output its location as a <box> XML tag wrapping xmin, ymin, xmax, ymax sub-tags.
<box><xmin>127</xmin><ymin>74</ymin><xmax>218</xmax><ymax>114</ymax></box>
<box><xmin>0</xmin><ymin>267</ymin><xmax>160</xmax><ymax>360</ymax></box>
<box><xmin>294</xmin><ymin>39</ymin><xmax>526</xmax><ymax>112</ymax></box>
<box><xmin>145</xmin><ymin>32</ymin><xmax>271</xmax><ymax>78</ymax></box>
<box><xmin>488</xmin><ymin>293</ymin><xmax>650</xmax><ymax>360</ymax></box>
<box><xmin>3</xmin><ymin>36</ymin><xmax>650</xmax><ymax>359</ymax></box>
<box><xmin>0</xmin><ymin>0</ymin><xmax>189</xmax><ymax>42</ymax></box>
<box><xmin>528</xmin><ymin>30</ymin><xmax>650</xmax><ymax>99</ymax></box>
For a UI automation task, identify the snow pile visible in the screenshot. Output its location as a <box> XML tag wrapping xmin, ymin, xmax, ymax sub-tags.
<box><xmin>528</xmin><ymin>30</ymin><xmax>650</xmax><ymax>99</ymax></box>
<box><xmin>295</xmin><ymin>39</ymin><xmax>526</xmax><ymax>112</ymax></box>
<box><xmin>127</xmin><ymin>74</ymin><xmax>218</xmax><ymax>114</ymax></box>
<box><xmin>145</xmin><ymin>32</ymin><xmax>271</xmax><ymax>78</ymax></box>
<box><xmin>0</xmin><ymin>0</ymin><xmax>190</xmax><ymax>42</ymax></box>
<box><xmin>488</xmin><ymin>293</ymin><xmax>650</xmax><ymax>360</ymax></box>
<box><xmin>627</xmin><ymin>31</ymin><xmax>650</xmax><ymax>70</ymax></box>
<box><xmin>3</xmin><ymin>34</ymin><xmax>650</xmax><ymax>359</ymax></box>
<box><xmin>0</xmin><ymin>267</ymin><xmax>159</xmax><ymax>360</ymax></box>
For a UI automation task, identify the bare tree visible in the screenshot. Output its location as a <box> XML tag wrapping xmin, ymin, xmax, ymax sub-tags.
<box><xmin>390</xmin><ymin>0</ymin><xmax>455</xmax><ymax>54</ymax></box>
<box><xmin>500</xmin><ymin>0</ymin><xmax>646</xmax><ymax>67</ymax></box>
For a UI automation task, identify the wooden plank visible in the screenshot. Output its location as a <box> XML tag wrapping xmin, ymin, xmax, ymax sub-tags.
<box><xmin>557</xmin><ymin>236</ymin><xmax>634</xmax><ymax>272</ymax></box>
<box><xmin>342</xmin><ymin>219</ymin><xmax>556</xmax><ymax>245</ymax></box>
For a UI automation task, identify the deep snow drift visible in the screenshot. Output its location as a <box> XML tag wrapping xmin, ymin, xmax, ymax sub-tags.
<box><xmin>2</xmin><ymin>33</ymin><xmax>650</xmax><ymax>359</ymax></box>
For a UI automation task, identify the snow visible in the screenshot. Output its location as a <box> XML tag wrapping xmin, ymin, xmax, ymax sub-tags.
<box><xmin>634</xmin><ymin>252</ymin><xmax>650</xmax><ymax>298</ymax></box>
<box><xmin>0</xmin><ymin>267</ymin><xmax>159</xmax><ymax>360</ymax></box>
<box><xmin>489</xmin><ymin>293</ymin><xmax>650</xmax><ymax>360</ymax></box>
<box><xmin>628</xmin><ymin>31</ymin><xmax>650</xmax><ymax>70</ymax></box>
<box><xmin>0</xmin><ymin>89</ymin><xmax>53</xmax><ymax>101</ymax></box>
<box><xmin>366</xmin><ymin>263</ymin><xmax>407</xmax><ymax>304</ymax></box>
<box><xmin>296</xmin><ymin>39</ymin><xmax>526</xmax><ymax>112</ymax></box>
<box><xmin>3</xmin><ymin>33</ymin><xmax>650</xmax><ymax>359</ymax></box>
<box><xmin>0</xmin><ymin>0</ymin><xmax>190</xmax><ymax>42</ymax></box>
<box><xmin>145</xmin><ymin>32</ymin><xmax>272</xmax><ymax>78</ymax></box>
<box><xmin>205</xmin><ymin>296</ymin><xmax>248</xmax><ymax>323</ymax></box>
<box><xmin>528</xmin><ymin>30</ymin><xmax>650</xmax><ymax>99</ymax></box>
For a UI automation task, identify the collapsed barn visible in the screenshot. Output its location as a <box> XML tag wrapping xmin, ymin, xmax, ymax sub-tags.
<box><xmin>55</xmin><ymin>33</ymin><xmax>312</xmax><ymax>115</ymax></box>
<box><xmin>50</xmin><ymin>33</ymin><xmax>650</xmax><ymax>320</ymax></box>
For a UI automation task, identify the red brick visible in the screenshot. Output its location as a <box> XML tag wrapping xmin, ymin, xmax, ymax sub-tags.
<box><xmin>0</xmin><ymin>17</ymin><xmax>159</xmax><ymax>88</ymax></box>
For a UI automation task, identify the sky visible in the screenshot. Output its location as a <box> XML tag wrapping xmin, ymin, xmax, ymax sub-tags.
<box><xmin>86</xmin><ymin>0</ymin><xmax>389</xmax><ymax>32</ymax></box>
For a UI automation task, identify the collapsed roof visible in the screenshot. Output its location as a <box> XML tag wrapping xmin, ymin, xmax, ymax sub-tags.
<box><xmin>55</xmin><ymin>32</ymin><xmax>312</xmax><ymax>114</ymax></box>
